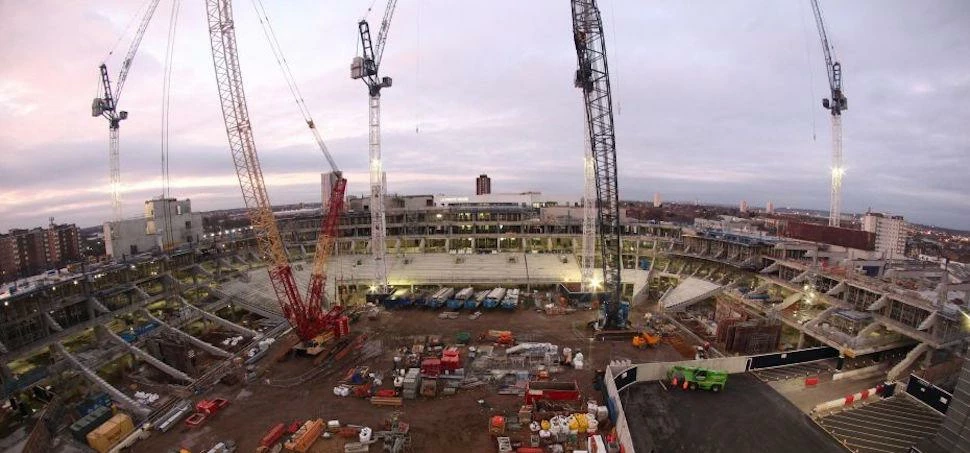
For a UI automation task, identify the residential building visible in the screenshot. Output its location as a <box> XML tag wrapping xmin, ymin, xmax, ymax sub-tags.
<box><xmin>862</xmin><ymin>212</ymin><xmax>908</xmax><ymax>259</ymax></box>
<box><xmin>0</xmin><ymin>223</ymin><xmax>81</xmax><ymax>282</ymax></box>
<box><xmin>476</xmin><ymin>174</ymin><xmax>491</xmax><ymax>195</ymax></box>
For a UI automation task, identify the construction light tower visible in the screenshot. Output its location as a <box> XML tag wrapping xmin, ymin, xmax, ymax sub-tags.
<box><xmin>92</xmin><ymin>0</ymin><xmax>163</xmax><ymax>221</ymax></box>
<box><xmin>572</xmin><ymin>0</ymin><xmax>625</xmax><ymax>329</ymax></box>
<box><xmin>352</xmin><ymin>0</ymin><xmax>398</xmax><ymax>295</ymax></box>
<box><xmin>810</xmin><ymin>0</ymin><xmax>848</xmax><ymax>227</ymax></box>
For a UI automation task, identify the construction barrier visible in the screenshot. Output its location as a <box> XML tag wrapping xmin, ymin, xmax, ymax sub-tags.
<box><xmin>905</xmin><ymin>374</ymin><xmax>952</xmax><ymax>415</ymax></box>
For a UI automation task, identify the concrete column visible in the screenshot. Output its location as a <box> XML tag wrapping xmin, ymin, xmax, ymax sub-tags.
<box><xmin>470</xmin><ymin>237</ymin><xmax>476</xmax><ymax>251</ymax></box>
<box><xmin>445</xmin><ymin>238</ymin><xmax>450</xmax><ymax>251</ymax></box>
<box><xmin>419</xmin><ymin>238</ymin><xmax>426</xmax><ymax>252</ymax></box>
<box><xmin>547</xmin><ymin>238</ymin><xmax>553</xmax><ymax>252</ymax></box>
<box><xmin>796</xmin><ymin>331</ymin><xmax>806</xmax><ymax>349</ymax></box>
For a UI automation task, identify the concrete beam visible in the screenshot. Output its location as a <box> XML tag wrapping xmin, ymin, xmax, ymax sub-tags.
<box><xmin>43</xmin><ymin>312</ymin><xmax>63</xmax><ymax>332</ymax></box>
<box><xmin>917</xmin><ymin>311</ymin><xmax>937</xmax><ymax>331</ymax></box>
<box><xmin>139</xmin><ymin>309</ymin><xmax>231</xmax><ymax>358</ymax></box>
<box><xmin>790</xmin><ymin>270</ymin><xmax>811</xmax><ymax>284</ymax></box>
<box><xmin>868</xmin><ymin>295</ymin><xmax>889</xmax><ymax>311</ymax></box>
<box><xmin>88</xmin><ymin>296</ymin><xmax>111</xmax><ymax>314</ymax></box>
<box><xmin>98</xmin><ymin>326</ymin><xmax>193</xmax><ymax>383</ymax></box>
<box><xmin>826</xmin><ymin>281</ymin><xmax>846</xmax><ymax>297</ymax></box>
<box><xmin>776</xmin><ymin>292</ymin><xmax>803</xmax><ymax>311</ymax></box>
<box><xmin>887</xmin><ymin>342</ymin><xmax>930</xmax><ymax>381</ymax></box>
<box><xmin>178</xmin><ymin>298</ymin><xmax>260</xmax><ymax>338</ymax></box>
<box><xmin>853</xmin><ymin>321</ymin><xmax>882</xmax><ymax>342</ymax></box>
<box><xmin>760</xmin><ymin>261</ymin><xmax>780</xmax><ymax>274</ymax></box>
<box><xmin>54</xmin><ymin>343</ymin><xmax>151</xmax><ymax>417</ymax></box>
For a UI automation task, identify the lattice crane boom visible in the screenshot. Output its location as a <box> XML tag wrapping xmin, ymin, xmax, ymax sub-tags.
<box><xmin>810</xmin><ymin>0</ymin><xmax>847</xmax><ymax>227</ymax></box>
<box><xmin>92</xmin><ymin>0</ymin><xmax>162</xmax><ymax>221</ymax></box>
<box><xmin>571</xmin><ymin>0</ymin><xmax>624</xmax><ymax>329</ymax></box>
<box><xmin>206</xmin><ymin>0</ymin><xmax>345</xmax><ymax>342</ymax></box>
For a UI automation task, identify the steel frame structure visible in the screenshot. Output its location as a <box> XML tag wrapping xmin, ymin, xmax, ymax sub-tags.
<box><xmin>572</xmin><ymin>0</ymin><xmax>623</xmax><ymax>328</ymax></box>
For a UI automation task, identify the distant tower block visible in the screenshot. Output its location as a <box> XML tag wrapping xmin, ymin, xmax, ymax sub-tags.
<box><xmin>766</xmin><ymin>201</ymin><xmax>774</xmax><ymax>214</ymax></box>
<box><xmin>321</xmin><ymin>172</ymin><xmax>339</xmax><ymax>210</ymax></box>
<box><xmin>476</xmin><ymin>174</ymin><xmax>492</xmax><ymax>195</ymax></box>
<box><xmin>653</xmin><ymin>192</ymin><xmax>662</xmax><ymax>208</ymax></box>
<box><xmin>739</xmin><ymin>200</ymin><xmax>748</xmax><ymax>213</ymax></box>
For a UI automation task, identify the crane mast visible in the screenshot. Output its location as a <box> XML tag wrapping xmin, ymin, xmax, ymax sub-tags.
<box><xmin>352</xmin><ymin>0</ymin><xmax>398</xmax><ymax>295</ymax></box>
<box><xmin>580</xmin><ymin>124</ymin><xmax>596</xmax><ymax>292</ymax></box>
<box><xmin>205</xmin><ymin>0</ymin><xmax>345</xmax><ymax>342</ymax></box>
<box><xmin>810</xmin><ymin>0</ymin><xmax>847</xmax><ymax>227</ymax></box>
<box><xmin>92</xmin><ymin>0</ymin><xmax>163</xmax><ymax>221</ymax></box>
<box><xmin>572</xmin><ymin>0</ymin><xmax>624</xmax><ymax>329</ymax></box>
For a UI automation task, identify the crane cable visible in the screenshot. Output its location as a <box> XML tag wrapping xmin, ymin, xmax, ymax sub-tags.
<box><xmin>161</xmin><ymin>0</ymin><xmax>180</xmax><ymax>200</ymax></box>
<box><xmin>251</xmin><ymin>0</ymin><xmax>337</xmax><ymax>171</ymax></box>
<box><xmin>160</xmin><ymin>0</ymin><xmax>180</xmax><ymax>251</ymax></box>
<box><xmin>101</xmin><ymin>0</ymin><xmax>155</xmax><ymax>63</ymax></box>
<box><xmin>798</xmin><ymin>0</ymin><xmax>818</xmax><ymax>142</ymax></box>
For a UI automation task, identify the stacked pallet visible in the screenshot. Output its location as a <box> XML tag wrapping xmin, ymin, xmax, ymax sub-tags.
<box><xmin>401</xmin><ymin>368</ymin><xmax>420</xmax><ymax>399</ymax></box>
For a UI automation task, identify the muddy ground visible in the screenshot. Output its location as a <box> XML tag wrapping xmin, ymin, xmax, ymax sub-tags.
<box><xmin>138</xmin><ymin>307</ymin><xmax>690</xmax><ymax>453</ymax></box>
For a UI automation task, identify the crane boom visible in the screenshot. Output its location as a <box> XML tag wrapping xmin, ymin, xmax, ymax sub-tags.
<box><xmin>809</xmin><ymin>0</ymin><xmax>847</xmax><ymax>227</ymax></box>
<box><xmin>571</xmin><ymin>0</ymin><xmax>624</xmax><ymax>329</ymax></box>
<box><xmin>373</xmin><ymin>0</ymin><xmax>398</xmax><ymax>68</ymax></box>
<box><xmin>93</xmin><ymin>0</ymin><xmax>162</xmax><ymax>221</ymax></box>
<box><xmin>249</xmin><ymin>0</ymin><xmax>346</xmax><ymax>308</ymax></box>
<box><xmin>205</xmin><ymin>0</ymin><xmax>346</xmax><ymax>342</ymax></box>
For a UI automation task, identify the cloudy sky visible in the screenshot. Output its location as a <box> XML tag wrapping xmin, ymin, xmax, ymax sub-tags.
<box><xmin>0</xmin><ymin>0</ymin><xmax>967</xmax><ymax>231</ymax></box>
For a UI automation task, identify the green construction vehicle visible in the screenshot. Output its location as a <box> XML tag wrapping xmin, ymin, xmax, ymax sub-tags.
<box><xmin>666</xmin><ymin>365</ymin><xmax>728</xmax><ymax>392</ymax></box>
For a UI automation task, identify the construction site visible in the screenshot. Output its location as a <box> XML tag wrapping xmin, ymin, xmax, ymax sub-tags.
<box><xmin>2</xmin><ymin>1</ymin><xmax>970</xmax><ymax>453</ymax></box>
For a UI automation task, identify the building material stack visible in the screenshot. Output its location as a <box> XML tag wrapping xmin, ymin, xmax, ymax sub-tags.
<box><xmin>401</xmin><ymin>367</ymin><xmax>420</xmax><ymax>399</ymax></box>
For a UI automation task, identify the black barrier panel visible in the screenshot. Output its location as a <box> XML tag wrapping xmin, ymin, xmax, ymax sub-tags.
<box><xmin>747</xmin><ymin>346</ymin><xmax>840</xmax><ymax>371</ymax></box>
<box><xmin>613</xmin><ymin>366</ymin><xmax>638</xmax><ymax>392</ymax></box>
<box><xmin>905</xmin><ymin>374</ymin><xmax>952</xmax><ymax>415</ymax></box>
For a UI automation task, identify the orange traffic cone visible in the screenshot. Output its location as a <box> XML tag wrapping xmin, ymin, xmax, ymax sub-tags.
<box><xmin>671</xmin><ymin>377</ymin><xmax>678</xmax><ymax>387</ymax></box>
<box><xmin>682</xmin><ymin>381</ymin><xmax>689</xmax><ymax>391</ymax></box>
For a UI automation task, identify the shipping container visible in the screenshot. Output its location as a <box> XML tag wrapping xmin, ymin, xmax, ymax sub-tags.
<box><xmin>70</xmin><ymin>405</ymin><xmax>113</xmax><ymax>442</ymax></box>
<box><xmin>87</xmin><ymin>413</ymin><xmax>134</xmax><ymax>453</ymax></box>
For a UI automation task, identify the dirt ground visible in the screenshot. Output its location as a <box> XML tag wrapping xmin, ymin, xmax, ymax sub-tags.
<box><xmin>137</xmin><ymin>307</ymin><xmax>690</xmax><ymax>453</ymax></box>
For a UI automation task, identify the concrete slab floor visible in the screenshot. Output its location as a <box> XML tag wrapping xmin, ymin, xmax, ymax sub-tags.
<box><xmin>620</xmin><ymin>373</ymin><xmax>847</xmax><ymax>453</ymax></box>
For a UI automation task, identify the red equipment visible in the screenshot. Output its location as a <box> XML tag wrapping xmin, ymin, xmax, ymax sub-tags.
<box><xmin>184</xmin><ymin>413</ymin><xmax>207</xmax><ymax>428</ymax></box>
<box><xmin>420</xmin><ymin>358</ymin><xmax>441</xmax><ymax>377</ymax></box>
<box><xmin>524</xmin><ymin>381</ymin><xmax>581</xmax><ymax>405</ymax></box>
<box><xmin>261</xmin><ymin>423</ymin><xmax>286</xmax><ymax>448</ymax></box>
<box><xmin>205</xmin><ymin>0</ymin><xmax>348</xmax><ymax>342</ymax></box>
<box><xmin>195</xmin><ymin>398</ymin><xmax>229</xmax><ymax>415</ymax></box>
<box><xmin>441</xmin><ymin>347</ymin><xmax>461</xmax><ymax>372</ymax></box>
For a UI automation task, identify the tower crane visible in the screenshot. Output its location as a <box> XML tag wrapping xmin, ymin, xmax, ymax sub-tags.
<box><xmin>92</xmin><ymin>0</ymin><xmax>163</xmax><ymax>221</ymax></box>
<box><xmin>572</xmin><ymin>0</ymin><xmax>626</xmax><ymax>329</ymax></box>
<box><xmin>351</xmin><ymin>0</ymin><xmax>398</xmax><ymax>296</ymax></box>
<box><xmin>809</xmin><ymin>0</ymin><xmax>847</xmax><ymax>227</ymax></box>
<box><xmin>205</xmin><ymin>0</ymin><xmax>347</xmax><ymax>343</ymax></box>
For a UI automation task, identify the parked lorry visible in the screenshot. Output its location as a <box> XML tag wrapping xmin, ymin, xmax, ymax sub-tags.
<box><xmin>666</xmin><ymin>365</ymin><xmax>728</xmax><ymax>392</ymax></box>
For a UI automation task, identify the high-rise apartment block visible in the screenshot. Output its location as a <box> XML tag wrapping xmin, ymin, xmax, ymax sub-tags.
<box><xmin>862</xmin><ymin>212</ymin><xmax>908</xmax><ymax>259</ymax></box>
<box><xmin>476</xmin><ymin>174</ymin><xmax>491</xmax><ymax>195</ymax></box>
